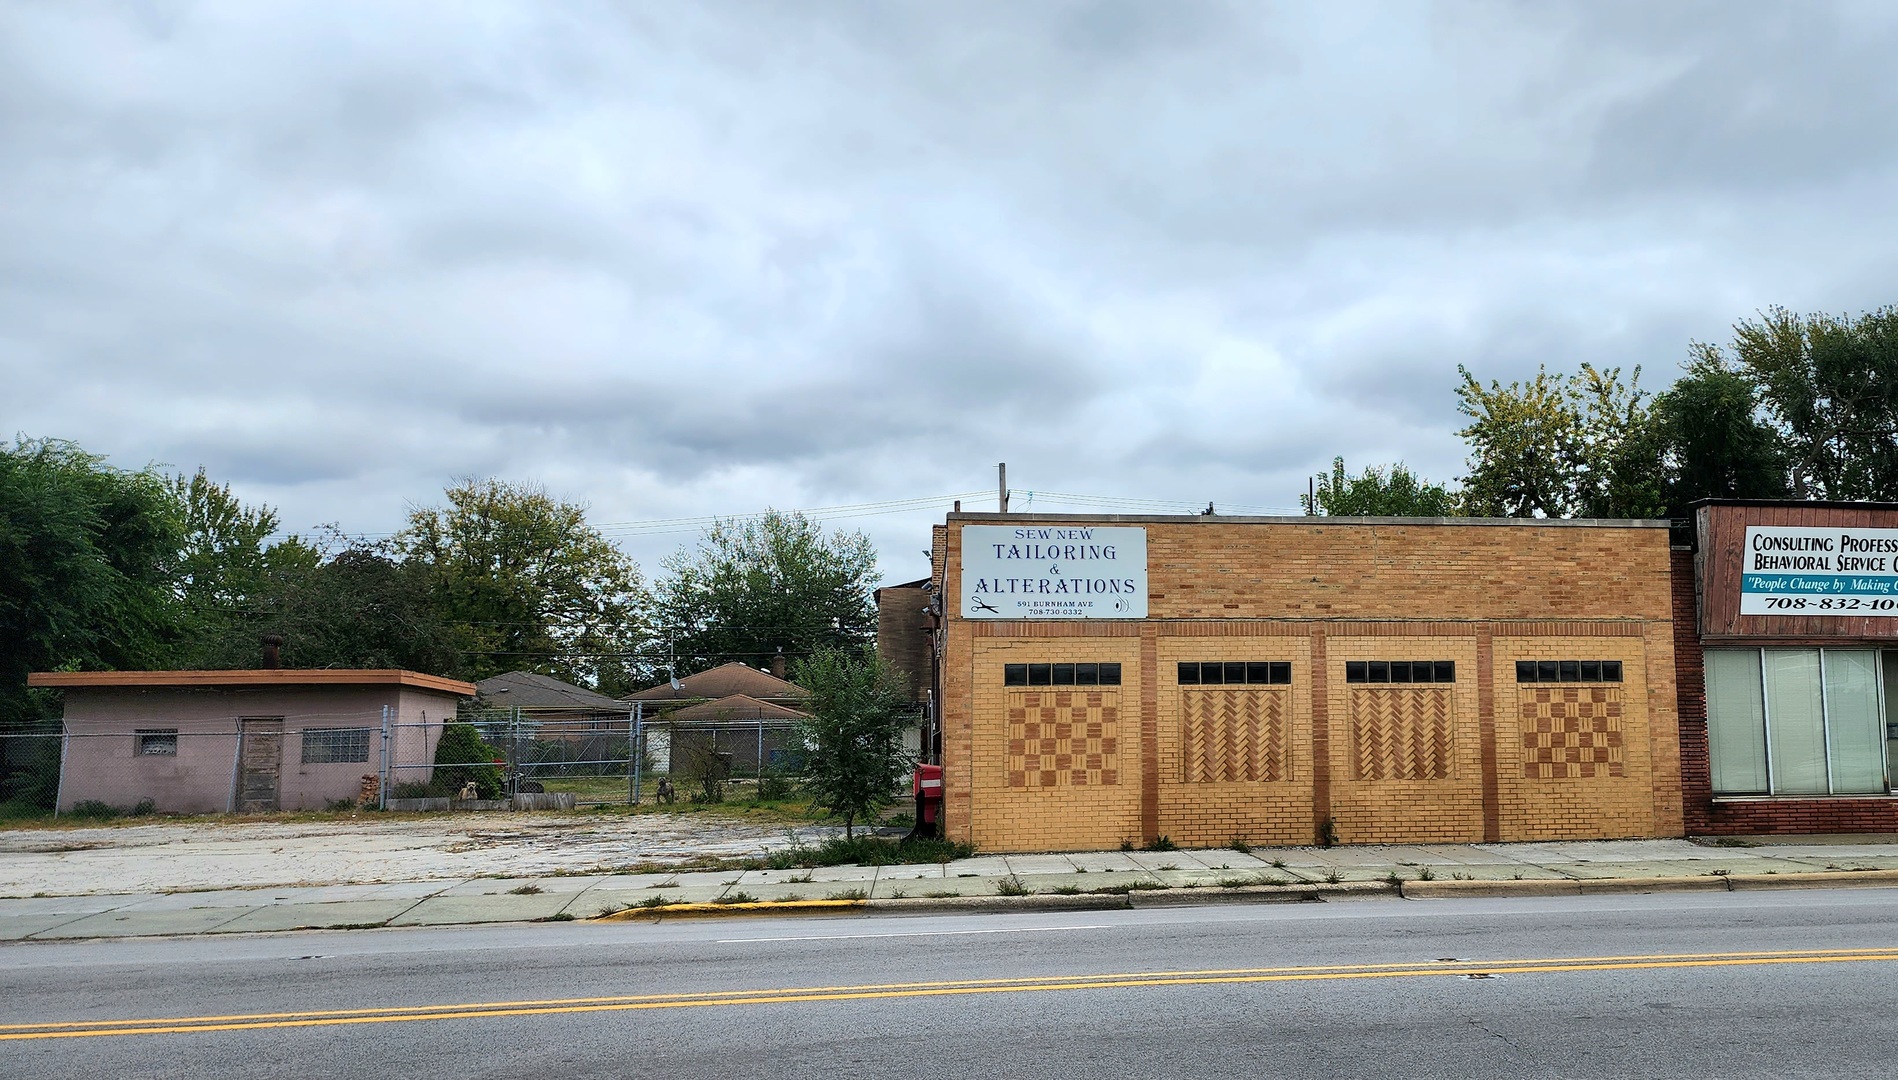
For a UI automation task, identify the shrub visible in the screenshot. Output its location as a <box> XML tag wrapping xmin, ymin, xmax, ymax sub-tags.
<box><xmin>67</xmin><ymin>800</ymin><xmax>120</xmax><ymax>821</ymax></box>
<box><xmin>432</xmin><ymin>723</ymin><xmax>504</xmax><ymax>800</ymax></box>
<box><xmin>755</xmin><ymin>769</ymin><xmax>795</xmax><ymax>802</ymax></box>
<box><xmin>129</xmin><ymin>798</ymin><xmax>156</xmax><ymax>817</ymax></box>
<box><xmin>676</xmin><ymin>744</ymin><xmax>730</xmax><ymax>803</ymax></box>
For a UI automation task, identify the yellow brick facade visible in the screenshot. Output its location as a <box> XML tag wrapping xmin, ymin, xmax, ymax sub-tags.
<box><xmin>939</xmin><ymin>516</ymin><xmax>1684</xmax><ymax>852</ymax></box>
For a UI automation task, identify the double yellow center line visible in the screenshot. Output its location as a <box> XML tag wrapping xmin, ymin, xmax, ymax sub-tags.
<box><xmin>8</xmin><ymin>946</ymin><xmax>1898</xmax><ymax>1041</ymax></box>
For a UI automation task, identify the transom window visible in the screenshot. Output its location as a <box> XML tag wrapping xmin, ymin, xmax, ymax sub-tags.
<box><xmin>1516</xmin><ymin>660</ymin><xmax>1624</xmax><ymax>683</ymax></box>
<box><xmin>1177</xmin><ymin>662</ymin><xmax>1291</xmax><ymax>685</ymax></box>
<box><xmin>1346</xmin><ymin>661</ymin><xmax>1456</xmax><ymax>684</ymax></box>
<box><xmin>1003</xmin><ymin>663</ymin><xmax>1122</xmax><ymax>687</ymax></box>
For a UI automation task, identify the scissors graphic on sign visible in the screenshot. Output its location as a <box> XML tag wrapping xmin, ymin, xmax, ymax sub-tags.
<box><xmin>970</xmin><ymin>596</ymin><xmax>1000</xmax><ymax>614</ymax></box>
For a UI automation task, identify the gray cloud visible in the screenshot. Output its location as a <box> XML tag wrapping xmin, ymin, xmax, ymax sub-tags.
<box><xmin>4</xmin><ymin>0</ymin><xmax>1896</xmax><ymax>580</ymax></box>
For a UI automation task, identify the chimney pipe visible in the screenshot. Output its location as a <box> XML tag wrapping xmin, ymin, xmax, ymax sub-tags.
<box><xmin>260</xmin><ymin>634</ymin><xmax>284</xmax><ymax>670</ymax></box>
<box><xmin>770</xmin><ymin>648</ymin><xmax>787</xmax><ymax>681</ymax></box>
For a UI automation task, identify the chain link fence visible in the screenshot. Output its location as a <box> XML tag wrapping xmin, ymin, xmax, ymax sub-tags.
<box><xmin>0</xmin><ymin>707</ymin><xmax>819</xmax><ymax>817</ymax></box>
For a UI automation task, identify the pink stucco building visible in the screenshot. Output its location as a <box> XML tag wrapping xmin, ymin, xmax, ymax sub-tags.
<box><xmin>29</xmin><ymin>669</ymin><xmax>475</xmax><ymax>814</ymax></box>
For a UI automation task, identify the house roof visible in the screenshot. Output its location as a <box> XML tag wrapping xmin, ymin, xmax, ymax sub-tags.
<box><xmin>626</xmin><ymin>661</ymin><xmax>809</xmax><ymax>702</ymax></box>
<box><xmin>476</xmin><ymin>671</ymin><xmax>628</xmax><ymax>711</ymax></box>
<box><xmin>666</xmin><ymin>693</ymin><xmax>810</xmax><ymax>722</ymax></box>
<box><xmin>27</xmin><ymin>669</ymin><xmax>477</xmax><ymax>696</ymax></box>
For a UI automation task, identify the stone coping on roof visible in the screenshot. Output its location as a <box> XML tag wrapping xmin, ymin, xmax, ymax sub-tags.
<box><xmin>944</xmin><ymin>512</ymin><xmax>1669</xmax><ymax>527</ymax></box>
<box><xmin>27</xmin><ymin>669</ymin><xmax>477</xmax><ymax>696</ymax></box>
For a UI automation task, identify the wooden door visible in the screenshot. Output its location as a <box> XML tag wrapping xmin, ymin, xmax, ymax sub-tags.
<box><xmin>237</xmin><ymin>719</ymin><xmax>283</xmax><ymax>813</ymax></box>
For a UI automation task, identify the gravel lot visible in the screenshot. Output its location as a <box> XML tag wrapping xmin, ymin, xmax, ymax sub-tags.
<box><xmin>0</xmin><ymin>812</ymin><xmax>839</xmax><ymax>896</ymax></box>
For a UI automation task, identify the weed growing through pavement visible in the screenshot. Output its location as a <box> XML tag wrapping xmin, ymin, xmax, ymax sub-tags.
<box><xmin>825</xmin><ymin>888</ymin><xmax>867</xmax><ymax>901</ymax></box>
<box><xmin>1145</xmin><ymin>836</ymin><xmax>1177</xmax><ymax>852</ymax></box>
<box><xmin>1230</xmin><ymin>838</ymin><xmax>1252</xmax><ymax>854</ymax></box>
<box><xmin>714</xmin><ymin>891</ymin><xmax>759</xmax><ymax>904</ymax></box>
<box><xmin>1270</xmin><ymin>858</ymin><xmax>1287</xmax><ymax>869</ymax></box>
<box><xmin>924</xmin><ymin>891</ymin><xmax>959</xmax><ymax>899</ymax></box>
<box><xmin>996</xmin><ymin>874</ymin><xmax>1030</xmax><ymax>896</ymax></box>
<box><xmin>1384</xmin><ymin>872</ymin><xmax>1404</xmax><ymax>886</ymax></box>
<box><xmin>1418</xmin><ymin>867</ymin><xmax>1436</xmax><ymax>881</ymax></box>
<box><xmin>1051</xmin><ymin>885</ymin><xmax>1083</xmax><ymax>895</ymax></box>
<box><xmin>508</xmin><ymin>884</ymin><xmax>543</xmax><ymax>895</ymax></box>
<box><xmin>1323</xmin><ymin>870</ymin><xmax>1343</xmax><ymax>884</ymax></box>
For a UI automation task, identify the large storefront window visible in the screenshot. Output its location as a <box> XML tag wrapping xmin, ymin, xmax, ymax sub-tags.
<box><xmin>1706</xmin><ymin>648</ymin><xmax>1890</xmax><ymax>795</ymax></box>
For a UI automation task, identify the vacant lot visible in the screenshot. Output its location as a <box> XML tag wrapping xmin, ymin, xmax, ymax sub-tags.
<box><xmin>0</xmin><ymin>812</ymin><xmax>838</xmax><ymax>896</ymax></box>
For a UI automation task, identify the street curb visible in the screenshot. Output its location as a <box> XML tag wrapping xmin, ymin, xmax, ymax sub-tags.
<box><xmin>596</xmin><ymin>899</ymin><xmax>866</xmax><ymax>920</ymax></box>
<box><xmin>1127</xmin><ymin>886</ymin><xmax>1319</xmax><ymax>908</ymax></box>
<box><xmin>867</xmin><ymin>894</ymin><xmax>1130</xmax><ymax>915</ymax></box>
<box><xmin>1576</xmin><ymin>875</ymin><xmax>1729</xmax><ymax>895</ymax></box>
<box><xmin>1726</xmin><ymin>868</ymin><xmax>1898</xmax><ymax>890</ymax></box>
<box><xmin>1400</xmin><ymin>879</ymin><xmax>1582</xmax><ymax>899</ymax></box>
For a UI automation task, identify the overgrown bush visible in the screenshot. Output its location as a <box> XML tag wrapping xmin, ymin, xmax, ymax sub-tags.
<box><xmin>755</xmin><ymin>769</ymin><xmax>795</xmax><ymax>802</ymax></box>
<box><xmin>431</xmin><ymin>723</ymin><xmax>504</xmax><ymax>799</ymax></box>
<box><xmin>67</xmin><ymin>800</ymin><xmax>120</xmax><ymax>821</ymax></box>
<box><xmin>0</xmin><ymin>736</ymin><xmax>61</xmax><ymax>813</ymax></box>
<box><xmin>676</xmin><ymin>744</ymin><xmax>730</xmax><ymax>803</ymax></box>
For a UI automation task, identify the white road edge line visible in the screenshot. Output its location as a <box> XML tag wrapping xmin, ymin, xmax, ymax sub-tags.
<box><xmin>719</xmin><ymin>924</ymin><xmax>1113</xmax><ymax>944</ymax></box>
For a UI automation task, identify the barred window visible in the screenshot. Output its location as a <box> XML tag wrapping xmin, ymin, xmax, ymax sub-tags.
<box><xmin>1177</xmin><ymin>661</ymin><xmax>1291</xmax><ymax>685</ymax></box>
<box><xmin>1515</xmin><ymin>660</ymin><xmax>1623</xmax><ymax>683</ymax></box>
<box><xmin>135</xmin><ymin>729</ymin><xmax>177</xmax><ymax>756</ymax></box>
<box><xmin>1345</xmin><ymin>661</ymin><xmax>1456</xmax><ymax>684</ymax></box>
<box><xmin>300</xmin><ymin>727</ymin><xmax>372</xmax><ymax>764</ymax></box>
<box><xmin>1004</xmin><ymin>663</ymin><xmax>1121</xmax><ymax>687</ymax></box>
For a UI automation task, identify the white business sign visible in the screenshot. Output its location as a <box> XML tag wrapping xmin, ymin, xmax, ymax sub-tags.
<box><xmin>1741</xmin><ymin>525</ymin><xmax>1898</xmax><ymax>615</ymax></box>
<box><xmin>960</xmin><ymin>525</ymin><xmax>1148</xmax><ymax>619</ymax></box>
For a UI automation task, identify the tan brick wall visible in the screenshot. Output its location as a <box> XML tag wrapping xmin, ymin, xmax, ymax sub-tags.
<box><xmin>940</xmin><ymin>517</ymin><xmax>1681</xmax><ymax>852</ymax></box>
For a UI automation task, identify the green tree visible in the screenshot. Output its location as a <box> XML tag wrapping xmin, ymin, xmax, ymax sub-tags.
<box><xmin>1723</xmin><ymin>306</ymin><xmax>1898</xmax><ymax>500</ymax></box>
<box><xmin>793</xmin><ymin>648</ymin><xmax>914</xmax><ymax>839</ymax></box>
<box><xmin>0</xmin><ymin>439</ymin><xmax>183</xmax><ymax>729</ymax></box>
<box><xmin>1652</xmin><ymin>348</ymin><xmax>1791</xmax><ymax>512</ymax></box>
<box><xmin>1571</xmin><ymin>365</ymin><xmax>1665</xmax><ymax>519</ymax></box>
<box><xmin>182</xmin><ymin>530</ymin><xmax>465</xmax><ymax>676</ymax></box>
<box><xmin>1301</xmin><ymin>458</ymin><xmax>1459</xmax><ymax>516</ymax></box>
<box><xmin>655</xmin><ymin>510</ymin><xmax>877</xmax><ymax>676</ymax></box>
<box><xmin>1455</xmin><ymin>365</ymin><xmax>1583</xmax><ymax>518</ymax></box>
<box><xmin>400</xmin><ymin>479</ymin><xmax>648</xmax><ymax>693</ymax></box>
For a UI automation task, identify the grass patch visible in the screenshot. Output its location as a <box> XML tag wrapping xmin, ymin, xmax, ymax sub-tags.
<box><xmin>1144</xmin><ymin>836</ymin><xmax>1177</xmax><ymax>852</ymax></box>
<box><xmin>535</xmin><ymin>912</ymin><xmax>576</xmax><ymax>922</ymax></box>
<box><xmin>824</xmin><ymin>888</ymin><xmax>867</xmax><ymax>901</ymax></box>
<box><xmin>508</xmin><ymin>884</ymin><xmax>544</xmax><ymax>895</ymax></box>
<box><xmin>714</xmin><ymin>891</ymin><xmax>759</xmax><ymax>905</ymax></box>
<box><xmin>1051</xmin><ymin>885</ymin><xmax>1083</xmax><ymax>895</ymax></box>
<box><xmin>745</xmin><ymin>834</ymin><xmax>975</xmax><ymax>871</ymax></box>
<box><xmin>995</xmin><ymin>875</ymin><xmax>1030</xmax><ymax>897</ymax></box>
<box><xmin>923</xmin><ymin>891</ymin><xmax>960</xmax><ymax>899</ymax></box>
<box><xmin>1229</xmin><ymin>838</ymin><xmax>1252</xmax><ymax>854</ymax></box>
<box><xmin>1710</xmin><ymin>837</ymin><xmax>1760</xmax><ymax>848</ymax></box>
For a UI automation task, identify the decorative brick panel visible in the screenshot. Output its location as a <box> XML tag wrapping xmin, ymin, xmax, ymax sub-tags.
<box><xmin>1519</xmin><ymin>686</ymin><xmax>1624</xmax><ymax>779</ymax></box>
<box><xmin>1349</xmin><ymin>688</ymin><xmax>1453</xmax><ymax>781</ymax></box>
<box><xmin>1180</xmin><ymin>689</ymin><xmax>1288</xmax><ymax>783</ymax></box>
<box><xmin>1007</xmin><ymin>690</ymin><xmax>1119</xmax><ymax>788</ymax></box>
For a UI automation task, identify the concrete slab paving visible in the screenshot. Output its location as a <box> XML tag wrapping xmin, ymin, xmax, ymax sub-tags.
<box><xmin>736</xmin><ymin>866</ymin><xmax>884</xmax><ymax>886</ymax></box>
<box><xmin>745</xmin><ymin>881</ymin><xmax>873</xmax><ymax>903</ymax></box>
<box><xmin>33</xmin><ymin>906</ymin><xmax>258</xmax><ymax>938</ymax></box>
<box><xmin>882</xmin><ymin>876</ymin><xmax>1001</xmax><ymax>898</ymax></box>
<box><xmin>1002</xmin><ymin>854</ymin><xmax>1080</xmax><ymax>874</ymax></box>
<box><xmin>389</xmin><ymin>893</ymin><xmax>573</xmax><ymax>926</ymax></box>
<box><xmin>0</xmin><ymin>912</ymin><xmax>105</xmax><ymax>940</ymax></box>
<box><xmin>941</xmin><ymin>856</ymin><xmax>1014</xmax><ymax>876</ymax></box>
<box><xmin>1066</xmin><ymin>852</ymin><xmax>1148</xmax><ymax>872</ymax></box>
<box><xmin>209</xmin><ymin>899</ymin><xmax>421</xmax><ymax>934</ymax></box>
<box><xmin>0</xmin><ymin>893</ymin><xmax>148</xmax><ymax>917</ymax></box>
<box><xmin>579</xmin><ymin>885</ymin><xmax>732</xmax><ymax>911</ymax></box>
<box><xmin>439</xmin><ymin>876</ymin><xmax>600</xmax><ymax>897</ymax></box>
<box><xmin>872</xmin><ymin>863</ymin><xmax>955</xmax><ymax>881</ymax></box>
<box><xmin>1557</xmin><ymin>857</ymin><xmax>1810</xmax><ymax>879</ymax></box>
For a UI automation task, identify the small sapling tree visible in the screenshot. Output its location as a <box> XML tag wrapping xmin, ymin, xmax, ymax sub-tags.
<box><xmin>794</xmin><ymin>648</ymin><xmax>915</xmax><ymax>840</ymax></box>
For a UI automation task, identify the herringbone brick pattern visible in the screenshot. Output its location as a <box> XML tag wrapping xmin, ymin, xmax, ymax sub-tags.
<box><xmin>1180</xmin><ymin>689</ymin><xmax>1288</xmax><ymax>783</ymax></box>
<box><xmin>1520</xmin><ymin>686</ymin><xmax>1624</xmax><ymax>778</ymax></box>
<box><xmin>1350</xmin><ymin>688</ymin><xmax>1454</xmax><ymax>781</ymax></box>
<box><xmin>1007</xmin><ymin>690</ymin><xmax>1120</xmax><ymax>788</ymax></box>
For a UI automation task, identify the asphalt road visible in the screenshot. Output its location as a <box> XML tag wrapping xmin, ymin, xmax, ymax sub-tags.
<box><xmin>5</xmin><ymin>889</ymin><xmax>1898</xmax><ymax>1079</ymax></box>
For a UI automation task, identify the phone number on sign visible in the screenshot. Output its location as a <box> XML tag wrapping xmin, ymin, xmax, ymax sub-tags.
<box><xmin>1755</xmin><ymin>596</ymin><xmax>1898</xmax><ymax>611</ymax></box>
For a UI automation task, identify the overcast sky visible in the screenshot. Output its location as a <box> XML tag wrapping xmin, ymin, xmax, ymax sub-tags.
<box><xmin>5</xmin><ymin>1</ymin><xmax>1896</xmax><ymax>584</ymax></box>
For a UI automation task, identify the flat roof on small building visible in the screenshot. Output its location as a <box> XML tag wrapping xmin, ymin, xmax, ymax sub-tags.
<box><xmin>27</xmin><ymin>669</ymin><xmax>477</xmax><ymax>696</ymax></box>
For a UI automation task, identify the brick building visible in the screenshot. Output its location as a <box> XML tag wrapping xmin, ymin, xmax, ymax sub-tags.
<box><xmin>1678</xmin><ymin>500</ymin><xmax>1898</xmax><ymax>835</ymax></box>
<box><xmin>929</xmin><ymin>512</ymin><xmax>1683</xmax><ymax>852</ymax></box>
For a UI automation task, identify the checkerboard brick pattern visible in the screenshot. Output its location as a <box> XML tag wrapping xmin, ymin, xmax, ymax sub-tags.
<box><xmin>1520</xmin><ymin>686</ymin><xmax>1624</xmax><ymax>779</ymax></box>
<box><xmin>1007</xmin><ymin>691</ymin><xmax>1120</xmax><ymax>788</ymax></box>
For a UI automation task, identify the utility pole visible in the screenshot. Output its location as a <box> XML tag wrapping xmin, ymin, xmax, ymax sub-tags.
<box><xmin>998</xmin><ymin>462</ymin><xmax>1009</xmax><ymax>514</ymax></box>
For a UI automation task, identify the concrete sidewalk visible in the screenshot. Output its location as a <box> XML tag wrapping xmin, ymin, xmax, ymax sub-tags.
<box><xmin>8</xmin><ymin>836</ymin><xmax>1898</xmax><ymax>942</ymax></box>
